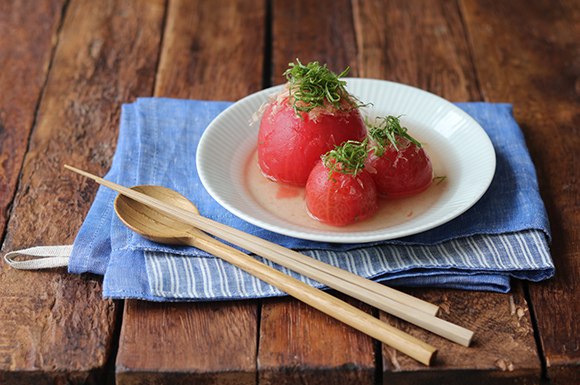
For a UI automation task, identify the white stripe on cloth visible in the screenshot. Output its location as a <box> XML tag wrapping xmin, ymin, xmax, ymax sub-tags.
<box><xmin>143</xmin><ymin>229</ymin><xmax>552</xmax><ymax>300</ymax></box>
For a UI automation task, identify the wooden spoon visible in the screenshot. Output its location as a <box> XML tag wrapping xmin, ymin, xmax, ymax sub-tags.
<box><xmin>113</xmin><ymin>184</ymin><xmax>437</xmax><ymax>365</ymax></box>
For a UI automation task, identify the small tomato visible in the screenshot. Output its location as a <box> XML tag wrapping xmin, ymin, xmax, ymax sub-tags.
<box><xmin>306</xmin><ymin>141</ymin><xmax>378</xmax><ymax>226</ymax></box>
<box><xmin>257</xmin><ymin>60</ymin><xmax>368</xmax><ymax>186</ymax></box>
<box><xmin>366</xmin><ymin>116</ymin><xmax>433</xmax><ymax>199</ymax></box>
<box><xmin>368</xmin><ymin>138</ymin><xmax>433</xmax><ymax>199</ymax></box>
<box><xmin>258</xmin><ymin>97</ymin><xmax>366</xmax><ymax>186</ymax></box>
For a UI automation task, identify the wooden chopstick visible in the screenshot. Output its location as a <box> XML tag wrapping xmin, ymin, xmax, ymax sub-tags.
<box><xmin>178</xmin><ymin>212</ymin><xmax>437</xmax><ymax>365</ymax></box>
<box><xmin>65</xmin><ymin>165</ymin><xmax>474</xmax><ymax>347</ymax></box>
<box><xmin>64</xmin><ymin>166</ymin><xmax>436</xmax><ymax>365</ymax></box>
<box><xmin>195</xmin><ymin>226</ymin><xmax>472</xmax><ymax>346</ymax></box>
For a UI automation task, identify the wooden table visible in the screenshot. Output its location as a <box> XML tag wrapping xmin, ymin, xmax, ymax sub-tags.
<box><xmin>1</xmin><ymin>0</ymin><xmax>578</xmax><ymax>383</ymax></box>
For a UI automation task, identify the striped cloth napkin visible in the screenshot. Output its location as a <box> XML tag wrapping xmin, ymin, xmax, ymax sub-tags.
<box><xmin>69</xmin><ymin>98</ymin><xmax>553</xmax><ymax>300</ymax></box>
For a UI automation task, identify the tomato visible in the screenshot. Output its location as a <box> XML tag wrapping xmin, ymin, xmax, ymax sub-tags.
<box><xmin>368</xmin><ymin>137</ymin><xmax>433</xmax><ymax>199</ymax></box>
<box><xmin>306</xmin><ymin>160</ymin><xmax>378</xmax><ymax>226</ymax></box>
<box><xmin>258</xmin><ymin>93</ymin><xmax>367</xmax><ymax>186</ymax></box>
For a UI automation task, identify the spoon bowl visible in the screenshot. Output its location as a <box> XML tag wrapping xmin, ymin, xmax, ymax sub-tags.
<box><xmin>114</xmin><ymin>185</ymin><xmax>205</xmax><ymax>246</ymax></box>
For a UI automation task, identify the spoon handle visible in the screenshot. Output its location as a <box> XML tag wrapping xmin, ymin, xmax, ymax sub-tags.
<box><xmin>185</xmin><ymin>228</ymin><xmax>437</xmax><ymax>366</ymax></box>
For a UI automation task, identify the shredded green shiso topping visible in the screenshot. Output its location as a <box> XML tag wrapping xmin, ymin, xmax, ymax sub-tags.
<box><xmin>366</xmin><ymin>115</ymin><xmax>421</xmax><ymax>155</ymax></box>
<box><xmin>322</xmin><ymin>139</ymin><xmax>371</xmax><ymax>180</ymax></box>
<box><xmin>284</xmin><ymin>59</ymin><xmax>368</xmax><ymax>118</ymax></box>
<box><xmin>433</xmin><ymin>175</ymin><xmax>447</xmax><ymax>185</ymax></box>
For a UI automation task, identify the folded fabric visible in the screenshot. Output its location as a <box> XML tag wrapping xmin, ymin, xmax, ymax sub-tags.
<box><xmin>69</xmin><ymin>98</ymin><xmax>554</xmax><ymax>300</ymax></box>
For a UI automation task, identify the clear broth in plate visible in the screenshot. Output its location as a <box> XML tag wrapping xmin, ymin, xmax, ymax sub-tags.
<box><xmin>244</xmin><ymin>142</ymin><xmax>448</xmax><ymax>233</ymax></box>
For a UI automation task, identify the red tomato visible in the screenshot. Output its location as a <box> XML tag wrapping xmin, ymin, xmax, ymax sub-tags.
<box><xmin>368</xmin><ymin>137</ymin><xmax>433</xmax><ymax>199</ymax></box>
<box><xmin>306</xmin><ymin>160</ymin><xmax>378</xmax><ymax>226</ymax></box>
<box><xmin>258</xmin><ymin>93</ymin><xmax>367</xmax><ymax>186</ymax></box>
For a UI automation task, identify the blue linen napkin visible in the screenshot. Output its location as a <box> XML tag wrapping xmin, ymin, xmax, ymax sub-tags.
<box><xmin>69</xmin><ymin>98</ymin><xmax>554</xmax><ymax>300</ymax></box>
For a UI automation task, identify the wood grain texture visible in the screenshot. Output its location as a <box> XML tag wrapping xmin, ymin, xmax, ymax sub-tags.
<box><xmin>352</xmin><ymin>0</ymin><xmax>480</xmax><ymax>102</ymax></box>
<box><xmin>0</xmin><ymin>0</ymin><xmax>66</xmax><ymax>244</ymax></box>
<box><xmin>258</xmin><ymin>1</ymin><xmax>376</xmax><ymax>384</ymax></box>
<box><xmin>353</xmin><ymin>0</ymin><xmax>542</xmax><ymax>382</ymax></box>
<box><xmin>154</xmin><ymin>0</ymin><xmax>265</xmax><ymax>100</ymax></box>
<box><xmin>380</xmin><ymin>287</ymin><xmax>540</xmax><ymax>384</ymax></box>
<box><xmin>271</xmin><ymin>0</ymin><xmax>360</xmax><ymax>84</ymax></box>
<box><xmin>259</xmin><ymin>295</ymin><xmax>375</xmax><ymax>385</ymax></box>
<box><xmin>0</xmin><ymin>0</ymin><xmax>164</xmax><ymax>382</ymax></box>
<box><xmin>117</xmin><ymin>300</ymin><xmax>258</xmax><ymax>385</ymax></box>
<box><xmin>115</xmin><ymin>0</ymin><xmax>266</xmax><ymax>384</ymax></box>
<box><xmin>459</xmin><ymin>0</ymin><xmax>580</xmax><ymax>382</ymax></box>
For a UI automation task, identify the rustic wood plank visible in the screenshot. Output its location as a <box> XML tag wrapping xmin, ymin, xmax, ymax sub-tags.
<box><xmin>115</xmin><ymin>1</ymin><xmax>266</xmax><ymax>384</ymax></box>
<box><xmin>258</xmin><ymin>1</ymin><xmax>376</xmax><ymax>384</ymax></box>
<box><xmin>353</xmin><ymin>0</ymin><xmax>542</xmax><ymax>382</ymax></box>
<box><xmin>259</xmin><ymin>295</ymin><xmax>375</xmax><ymax>385</ymax></box>
<box><xmin>0</xmin><ymin>0</ymin><xmax>164</xmax><ymax>382</ymax></box>
<box><xmin>380</xmin><ymin>286</ymin><xmax>540</xmax><ymax>384</ymax></box>
<box><xmin>270</xmin><ymin>0</ymin><xmax>360</xmax><ymax>86</ymax></box>
<box><xmin>154</xmin><ymin>0</ymin><xmax>264</xmax><ymax>100</ymax></box>
<box><xmin>459</xmin><ymin>0</ymin><xmax>580</xmax><ymax>382</ymax></box>
<box><xmin>117</xmin><ymin>301</ymin><xmax>259</xmax><ymax>385</ymax></box>
<box><xmin>352</xmin><ymin>0</ymin><xmax>479</xmax><ymax>102</ymax></box>
<box><xmin>0</xmin><ymin>0</ymin><xmax>66</xmax><ymax>247</ymax></box>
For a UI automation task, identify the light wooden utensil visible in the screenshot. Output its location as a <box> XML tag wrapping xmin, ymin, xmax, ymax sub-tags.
<box><xmin>111</xmin><ymin>183</ymin><xmax>437</xmax><ymax>365</ymax></box>
<box><xmin>65</xmin><ymin>165</ymin><xmax>474</xmax><ymax>348</ymax></box>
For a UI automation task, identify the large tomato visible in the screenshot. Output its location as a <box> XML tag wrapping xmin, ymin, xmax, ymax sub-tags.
<box><xmin>305</xmin><ymin>160</ymin><xmax>378</xmax><ymax>226</ymax></box>
<box><xmin>368</xmin><ymin>137</ymin><xmax>433</xmax><ymax>199</ymax></box>
<box><xmin>257</xmin><ymin>92</ymin><xmax>367</xmax><ymax>186</ymax></box>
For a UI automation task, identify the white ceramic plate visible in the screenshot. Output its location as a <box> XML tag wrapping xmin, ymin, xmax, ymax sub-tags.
<box><xmin>197</xmin><ymin>78</ymin><xmax>495</xmax><ymax>243</ymax></box>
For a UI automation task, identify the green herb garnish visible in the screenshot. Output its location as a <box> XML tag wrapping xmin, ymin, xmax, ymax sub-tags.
<box><xmin>322</xmin><ymin>139</ymin><xmax>371</xmax><ymax>180</ymax></box>
<box><xmin>433</xmin><ymin>175</ymin><xmax>447</xmax><ymax>185</ymax></box>
<box><xmin>283</xmin><ymin>59</ymin><xmax>367</xmax><ymax>118</ymax></box>
<box><xmin>367</xmin><ymin>115</ymin><xmax>421</xmax><ymax>155</ymax></box>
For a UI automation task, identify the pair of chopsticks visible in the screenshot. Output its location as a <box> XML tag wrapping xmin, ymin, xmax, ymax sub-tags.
<box><xmin>65</xmin><ymin>165</ymin><xmax>473</xmax><ymax>365</ymax></box>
